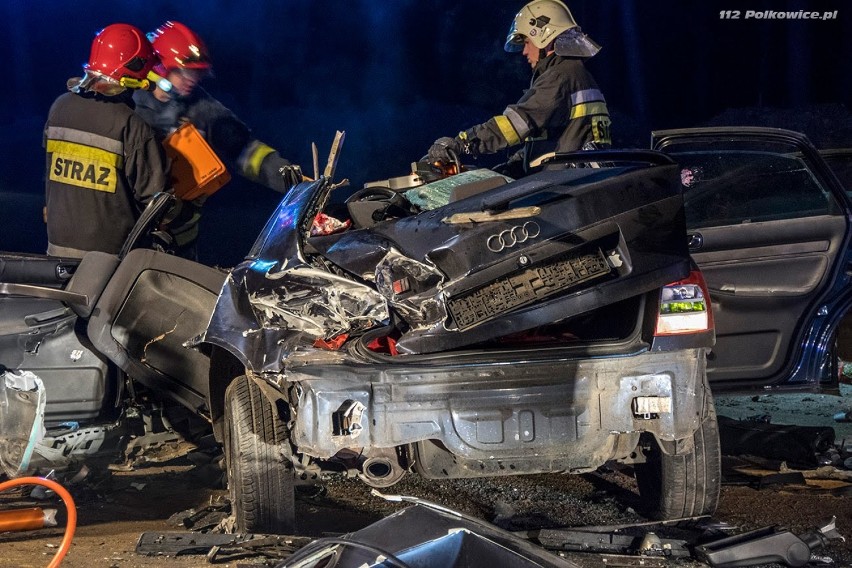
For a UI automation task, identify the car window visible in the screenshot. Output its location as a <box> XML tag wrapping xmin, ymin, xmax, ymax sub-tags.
<box><xmin>672</xmin><ymin>150</ymin><xmax>837</xmax><ymax>229</ymax></box>
<box><xmin>820</xmin><ymin>151</ymin><xmax>852</xmax><ymax>196</ymax></box>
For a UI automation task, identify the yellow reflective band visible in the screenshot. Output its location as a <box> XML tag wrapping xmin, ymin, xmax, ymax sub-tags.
<box><xmin>46</xmin><ymin>140</ymin><xmax>122</xmax><ymax>193</ymax></box>
<box><xmin>493</xmin><ymin>115</ymin><xmax>521</xmax><ymax>146</ymax></box>
<box><xmin>244</xmin><ymin>142</ymin><xmax>276</xmax><ymax>180</ymax></box>
<box><xmin>593</xmin><ymin>116</ymin><xmax>612</xmax><ymax>145</ymax></box>
<box><xmin>570</xmin><ymin>102</ymin><xmax>610</xmax><ymax>120</ymax></box>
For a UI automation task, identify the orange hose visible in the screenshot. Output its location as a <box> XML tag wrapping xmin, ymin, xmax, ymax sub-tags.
<box><xmin>0</xmin><ymin>476</ymin><xmax>77</xmax><ymax>568</ymax></box>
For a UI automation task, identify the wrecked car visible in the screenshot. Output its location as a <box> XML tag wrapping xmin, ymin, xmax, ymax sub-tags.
<box><xmin>0</xmin><ymin>194</ymin><xmax>226</xmax><ymax>473</ymax></box>
<box><xmin>4</xmin><ymin>126</ymin><xmax>845</xmax><ymax>541</ymax></box>
<box><xmin>208</xmin><ymin>127</ymin><xmax>852</xmax><ymax>535</ymax></box>
<box><xmin>201</xmin><ymin>150</ymin><xmax>719</xmax><ymax>534</ymax></box>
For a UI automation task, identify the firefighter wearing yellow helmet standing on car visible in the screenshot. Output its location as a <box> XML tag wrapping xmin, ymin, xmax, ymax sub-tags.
<box><xmin>133</xmin><ymin>21</ymin><xmax>305</xmax><ymax>260</ymax></box>
<box><xmin>426</xmin><ymin>0</ymin><xmax>611</xmax><ymax>177</ymax></box>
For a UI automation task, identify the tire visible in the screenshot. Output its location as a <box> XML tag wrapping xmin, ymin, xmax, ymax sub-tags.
<box><xmin>634</xmin><ymin>386</ymin><xmax>721</xmax><ymax>520</ymax></box>
<box><xmin>224</xmin><ymin>374</ymin><xmax>296</xmax><ymax>534</ymax></box>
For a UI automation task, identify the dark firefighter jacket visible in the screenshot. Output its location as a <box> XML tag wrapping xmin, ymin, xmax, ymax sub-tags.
<box><xmin>133</xmin><ymin>88</ymin><xmax>295</xmax><ymax>249</ymax></box>
<box><xmin>44</xmin><ymin>90</ymin><xmax>169</xmax><ymax>258</ymax></box>
<box><xmin>461</xmin><ymin>54</ymin><xmax>611</xmax><ymax>168</ymax></box>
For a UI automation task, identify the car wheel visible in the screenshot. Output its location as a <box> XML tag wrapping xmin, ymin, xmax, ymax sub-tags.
<box><xmin>634</xmin><ymin>386</ymin><xmax>721</xmax><ymax>520</ymax></box>
<box><xmin>224</xmin><ymin>374</ymin><xmax>295</xmax><ymax>534</ymax></box>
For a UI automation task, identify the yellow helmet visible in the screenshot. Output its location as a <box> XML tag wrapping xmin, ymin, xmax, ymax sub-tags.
<box><xmin>505</xmin><ymin>0</ymin><xmax>600</xmax><ymax>58</ymax></box>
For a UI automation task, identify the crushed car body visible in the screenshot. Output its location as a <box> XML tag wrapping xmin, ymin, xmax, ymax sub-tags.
<box><xmin>205</xmin><ymin>153</ymin><xmax>692</xmax><ymax>365</ymax></box>
<box><xmin>201</xmin><ymin>151</ymin><xmax>719</xmax><ymax>533</ymax></box>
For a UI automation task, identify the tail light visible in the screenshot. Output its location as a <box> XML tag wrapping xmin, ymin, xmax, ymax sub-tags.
<box><xmin>654</xmin><ymin>270</ymin><xmax>714</xmax><ymax>336</ymax></box>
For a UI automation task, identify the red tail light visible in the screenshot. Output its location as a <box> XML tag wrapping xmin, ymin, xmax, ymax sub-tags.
<box><xmin>654</xmin><ymin>270</ymin><xmax>714</xmax><ymax>336</ymax></box>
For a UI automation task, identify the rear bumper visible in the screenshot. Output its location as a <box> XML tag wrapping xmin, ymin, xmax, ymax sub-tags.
<box><xmin>284</xmin><ymin>348</ymin><xmax>708</xmax><ymax>471</ymax></box>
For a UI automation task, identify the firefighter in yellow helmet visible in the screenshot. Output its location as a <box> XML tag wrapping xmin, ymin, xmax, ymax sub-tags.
<box><xmin>426</xmin><ymin>0</ymin><xmax>611</xmax><ymax>176</ymax></box>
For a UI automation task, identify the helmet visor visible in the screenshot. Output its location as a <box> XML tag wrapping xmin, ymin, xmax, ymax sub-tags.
<box><xmin>505</xmin><ymin>34</ymin><xmax>525</xmax><ymax>52</ymax></box>
<box><xmin>177</xmin><ymin>49</ymin><xmax>211</xmax><ymax>69</ymax></box>
<box><xmin>147</xmin><ymin>31</ymin><xmax>212</xmax><ymax>70</ymax></box>
<box><xmin>504</xmin><ymin>20</ymin><xmax>525</xmax><ymax>52</ymax></box>
<box><xmin>69</xmin><ymin>71</ymin><xmax>126</xmax><ymax>96</ymax></box>
<box><xmin>553</xmin><ymin>27</ymin><xmax>601</xmax><ymax>58</ymax></box>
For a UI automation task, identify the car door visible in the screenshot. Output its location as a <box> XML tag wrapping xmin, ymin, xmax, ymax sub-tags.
<box><xmin>86</xmin><ymin>249</ymin><xmax>227</xmax><ymax>417</ymax></box>
<box><xmin>653</xmin><ymin>127</ymin><xmax>852</xmax><ymax>392</ymax></box>
<box><xmin>0</xmin><ymin>253</ymin><xmax>112</xmax><ymax>424</ymax></box>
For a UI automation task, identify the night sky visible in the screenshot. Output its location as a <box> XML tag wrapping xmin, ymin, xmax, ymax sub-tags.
<box><xmin>1</xmin><ymin>0</ymin><xmax>850</xmax><ymax>266</ymax></box>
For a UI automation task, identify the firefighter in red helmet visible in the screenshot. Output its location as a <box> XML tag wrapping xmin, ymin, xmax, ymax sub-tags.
<box><xmin>134</xmin><ymin>21</ymin><xmax>304</xmax><ymax>260</ymax></box>
<box><xmin>44</xmin><ymin>24</ymin><xmax>170</xmax><ymax>258</ymax></box>
<box><xmin>426</xmin><ymin>0</ymin><xmax>611</xmax><ymax>177</ymax></box>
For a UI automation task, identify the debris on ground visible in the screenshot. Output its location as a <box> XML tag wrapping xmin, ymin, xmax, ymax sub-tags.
<box><xmin>717</xmin><ymin>415</ymin><xmax>837</xmax><ymax>468</ymax></box>
<box><xmin>716</xmin><ymin>411</ymin><xmax>852</xmax><ymax>500</ymax></box>
<box><xmin>167</xmin><ymin>500</ymin><xmax>231</xmax><ymax>531</ymax></box>
<box><xmin>135</xmin><ymin>531</ymin><xmax>311</xmax><ymax>562</ymax></box>
<box><xmin>694</xmin><ymin>516</ymin><xmax>845</xmax><ymax>567</ymax></box>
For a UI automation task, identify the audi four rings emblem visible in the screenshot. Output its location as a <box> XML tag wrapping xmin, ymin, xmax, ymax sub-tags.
<box><xmin>487</xmin><ymin>221</ymin><xmax>541</xmax><ymax>252</ymax></box>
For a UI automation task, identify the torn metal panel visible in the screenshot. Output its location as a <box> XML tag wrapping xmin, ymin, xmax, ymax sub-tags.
<box><xmin>373</xmin><ymin>247</ymin><xmax>447</xmax><ymax>330</ymax></box>
<box><xmin>249</xmin><ymin>266</ymin><xmax>388</xmax><ymax>340</ymax></box>
<box><xmin>207</xmin><ymin>262</ymin><xmax>388</xmax><ymax>374</ymax></box>
<box><xmin>286</xmin><ymin>349</ymin><xmax>705</xmax><ymax>462</ymax></box>
<box><xmin>332</xmin><ymin>400</ymin><xmax>366</xmax><ymax>438</ymax></box>
<box><xmin>236</xmin><ymin>263</ymin><xmax>389</xmax><ymax>374</ymax></box>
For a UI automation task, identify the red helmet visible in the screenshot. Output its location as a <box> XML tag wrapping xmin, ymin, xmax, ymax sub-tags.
<box><xmin>148</xmin><ymin>21</ymin><xmax>212</xmax><ymax>73</ymax></box>
<box><xmin>85</xmin><ymin>23</ymin><xmax>155</xmax><ymax>81</ymax></box>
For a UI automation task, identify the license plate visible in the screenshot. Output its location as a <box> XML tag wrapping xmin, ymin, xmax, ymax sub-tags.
<box><xmin>447</xmin><ymin>249</ymin><xmax>611</xmax><ymax>330</ymax></box>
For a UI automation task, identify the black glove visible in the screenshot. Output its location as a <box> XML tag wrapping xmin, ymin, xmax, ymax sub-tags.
<box><xmin>278</xmin><ymin>164</ymin><xmax>304</xmax><ymax>189</ymax></box>
<box><xmin>427</xmin><ymin>136</ymin><xmax>462</xmax><ymax>164</ymax></box>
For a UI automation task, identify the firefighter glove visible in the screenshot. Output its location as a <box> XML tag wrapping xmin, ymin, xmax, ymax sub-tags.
<box><xmin>279</xmin><ymin>164</ymin><xmax>304</xmax><ymax>189</ymax></box>
<box><xmin>427</xmin><ymin>136</ymin><xmax>463</xmax><ymax>164</ymax></box>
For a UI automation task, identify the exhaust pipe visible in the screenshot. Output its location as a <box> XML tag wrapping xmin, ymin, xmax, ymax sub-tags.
<box><xmin>358</xmin><ymin>451</ymin><xmax>406</xmax><ymax>488</ymax></box>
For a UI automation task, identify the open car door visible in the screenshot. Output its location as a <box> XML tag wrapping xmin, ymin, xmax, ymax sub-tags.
<box><xmin>86</xmin><ymin>249</ymin><xmax>226</xmax><ymax>417</ymax></box>
<box><xmin>0</xmin><ymin>194</ymin><xmax>226</xmax><ymax>423</ymax></box>
<box><xmin>0</xmin><ymin>253</ymin><xmax>100</xmax><ymax>424</ymax></box>
<box><xmin>653</xmin><ymin>127</ymin><xmax>852</xmax><ymax>392</ymax></box>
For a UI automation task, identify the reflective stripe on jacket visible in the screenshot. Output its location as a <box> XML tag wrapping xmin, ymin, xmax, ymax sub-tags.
<box><xmin>44</xmin><ymin>91</ymin><xmax>168</xmax><ymax>256</ymax></box>
<box><xmin>134</xmin><ymin>88</ymin><xmax>293</xmax><ymax>192</ymax></box>
<box><xmin>464</xmin><ymin>55</ymin><xmax>611</xmax><ymax>162</ymax></box>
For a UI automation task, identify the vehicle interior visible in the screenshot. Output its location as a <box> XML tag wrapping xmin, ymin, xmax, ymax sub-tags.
<box><xmin>655</xmin><ymin>131</ymin><xmax>850</xmax><ymax>391</ymax></box>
